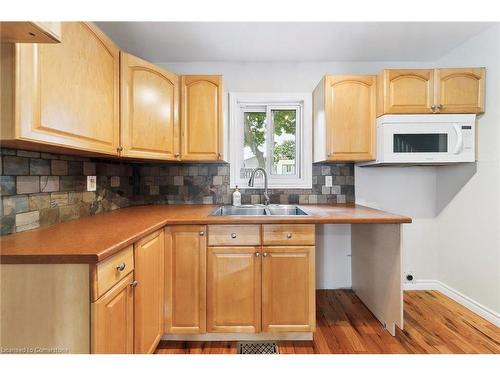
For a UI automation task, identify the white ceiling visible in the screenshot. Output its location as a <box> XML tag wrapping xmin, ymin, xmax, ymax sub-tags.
<box><xmin>96</xmin><ymin>22</ymin><xmax>495</xmax><ymax>63</ymax></box>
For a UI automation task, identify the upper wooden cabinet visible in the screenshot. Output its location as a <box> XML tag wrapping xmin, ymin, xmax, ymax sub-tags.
<box><xmin>377</xmin><ymin>68</ymin><xmax>485</xmax><ymax>116</ymax></box>
<box><xmin>0</xmin><ymin>22</ymin><xmax>62</xmax><ymax>43</ymax></box>
<box><xmin>120</xmin><ymin>52</ymin><xmax>180</xmax><ymax>160</ymax></box>
<box><xmin>377</xmin><ymin>69</ymin><xmax>435</xmax><ymax>115</ymax></box>
<box><xmin>313</xmin><ymin>75</ymin><xmax>376</xmax><ymax>162</ymax></box>
<box><xmin>165</xmin><ymin>225</ymin><xmax>207</xmax><ymax>334</ymax></box>
<box><xmin>435</xmin><ymin>68</ymin><xmax>485</xmax><ymax>113</ymax></box>
<box><xmin>134</xmin><ymin>230</ymin><xmax>165</xmax><ymax>354</ymax></box>
<box><xmin>180</xmin><ymin>75</ymin><xmax>223</xmax><ymax>161</ymax></box>
<box><xmin>0</xmin><ymin>22</ymin><xmax>120</xmax><ymax>156</ymax></box>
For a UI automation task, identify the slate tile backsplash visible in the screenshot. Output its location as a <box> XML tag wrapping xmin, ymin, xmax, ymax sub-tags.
<box><xmin>0</xmin><ymin>147</ymin><xmax>355</xmax><ymax>235</ymax></box>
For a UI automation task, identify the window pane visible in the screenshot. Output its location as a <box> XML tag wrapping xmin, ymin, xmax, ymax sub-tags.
<box><xmin>242</xmin><ymin>111</ymin><xmax>267</xmax><ymax>181</ymax></box>
<box><xmin>272</xmin><ymin>109</ymin><xmax>296</xmax><ymax>175</ymax></box>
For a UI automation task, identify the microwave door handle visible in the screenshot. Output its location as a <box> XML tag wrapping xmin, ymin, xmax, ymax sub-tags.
<box><xmin>452</xmin><ymin>123</ymin><xmax>463</xmax><ymax>154</ymax></box>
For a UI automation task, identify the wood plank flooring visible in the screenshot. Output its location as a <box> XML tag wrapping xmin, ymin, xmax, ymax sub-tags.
<box><xmin>155</xmin><ymin>290</ymin><xmax>500</xmax><ymax>354</ymax></box>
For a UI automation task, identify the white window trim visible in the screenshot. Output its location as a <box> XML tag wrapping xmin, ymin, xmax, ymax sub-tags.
<box><xmin>229</xmin><ymin>92</ymin><xmax>312</xmax><ymax>189</ymax></box>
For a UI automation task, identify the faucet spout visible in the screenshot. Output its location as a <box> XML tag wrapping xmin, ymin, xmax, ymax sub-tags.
<box><xmin>248</xmin><ymin>167</ymin><xmax>270</xmax><ymax>206</ymax></box>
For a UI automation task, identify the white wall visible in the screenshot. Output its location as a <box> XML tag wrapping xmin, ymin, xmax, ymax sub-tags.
<box><xmin>434</xmin><ymin>25</ymin><xmax>500</xmax><ymax>315</ymax></box>
<box><xmin>158</xmin><ymin>60</ymin><xmax>432</xmax><ymax>289</ymax></box>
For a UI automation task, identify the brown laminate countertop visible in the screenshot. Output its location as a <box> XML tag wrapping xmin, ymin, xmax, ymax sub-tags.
<box><xmin>0</xmin><ymin>204</ymin><xmax>411</xmax><ymax>264</ymax></box>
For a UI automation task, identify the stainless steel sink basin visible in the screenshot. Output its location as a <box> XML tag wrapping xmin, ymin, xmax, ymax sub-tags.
<box><xmin>209</xmin><ymin>204</ymin><xmax>308</xmax><ymax>216</ymax></box>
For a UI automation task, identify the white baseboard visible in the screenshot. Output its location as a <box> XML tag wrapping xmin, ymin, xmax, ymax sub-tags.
<box><xmin>404</xmin><ymin>279</ymin><xmax>500</xmax><ymax>327</ymax></box>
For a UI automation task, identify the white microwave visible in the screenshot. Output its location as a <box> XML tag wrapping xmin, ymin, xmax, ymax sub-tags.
<box><xmin>361</xmin><ymin>114</ymin><xmax>476</xmax><ymax>166</ymax></box>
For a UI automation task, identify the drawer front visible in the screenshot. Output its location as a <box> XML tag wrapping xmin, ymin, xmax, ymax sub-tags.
<box><xmin>94</xmin><ymin>245</ymin><xmax>134</xmax><ymax>300</ymax></box>
<box><xmin>208</xmin><ymin>225</ymin><xmax>261</xmax><ymax>246</ymax></box>
<box><xmin>262</xmin><ymin>224</ymin><xmax>315</xmax><ymax>246</ymax></box>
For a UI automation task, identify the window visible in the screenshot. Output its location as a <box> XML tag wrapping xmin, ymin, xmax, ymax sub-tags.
<box><xmin>229</xmin><ymin>93</ymin><xmax>312</xmax><ymax>189</ymax></box>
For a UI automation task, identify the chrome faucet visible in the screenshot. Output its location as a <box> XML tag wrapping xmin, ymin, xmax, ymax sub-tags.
<box><xmin>248</xmin><ymin>167</ymin><xmax>270</xmax><ymax>205</ymax></box>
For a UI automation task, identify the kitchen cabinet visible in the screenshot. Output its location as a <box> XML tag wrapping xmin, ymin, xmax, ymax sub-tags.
<box><xmin>0</xmin><ymin>22</ymin><xmax>120</xmax><ymax>156</ymax></box>
<box><xmin>120</xmin><ymin>52</ymin><xmax>180</xmax><ymax>160</ymax></box>
<box><xmin>91</xmin><ymin>273</ymin><xmax>135</xmax><ymax>354</ymax></box>
<box><xmin>134</xmin><ymin>230</ymin><xmax>165</xmax><ymax>354</ymax></box>
<box><xmin>313</xmin><ymin>75</ymin><xmax>376</xmax><ymax>162</ymax></box>
<box><xmin>180</xmin><ymin>75</ymin><xmax>223</xmax><ymax>161</ymax></box>
<box><xmin>262</xmin><ymin>246</ymin><xmax>315</xmax><ymax>332</ymax></box>
<box><xmin>0</xmin><ymin>22</ymin><xmax>61</xmax><ymax>43</ymax></box>
<box><xmin>207</xmin><ymin>246</ymin><xmax>261</xmax><ymax>333</ymax></box>
<box><xmin>377</xmin><ymin>68</ymin><xmax>485</xmax><ymax>115</ymax></box>
<box><xmin>434</xmin><ymin>68</ymin><xmax>485</xmax><ymax>113</ymax></box>
<box><xmin>165</xmin><ymin>225</ymin><xmax>207</xmax><ymax>334</ymax></box>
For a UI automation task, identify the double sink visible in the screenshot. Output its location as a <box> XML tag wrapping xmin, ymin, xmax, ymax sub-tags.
<box><xmin>209</xmin><ymin>204</ymin><xmax>308</xmax><ymax>216</ymax></box>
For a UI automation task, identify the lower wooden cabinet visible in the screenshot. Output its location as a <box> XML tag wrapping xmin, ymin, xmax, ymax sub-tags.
<box><xmin>207</xmin><ymin>246</ymin><xmax>261</xmax><ymax>333</ymax></box>
<box><xmin>134</xmin><ymin>229</ymin><xmax>165</xmax><ymax>354</ymax></box>
<box><xmin>165</xmin><ymin>225</ymin><xmax>207</xmax><ymax>334</ymax></box>
<box><xmin>91</xmin><ymin>273</ymin><xmax>134</xmax><ymax>354</ymax></box>
<box><xmin>262</xmin><ymin>246</ymin><xmax>315</xmax><ymax>332</ymax></box>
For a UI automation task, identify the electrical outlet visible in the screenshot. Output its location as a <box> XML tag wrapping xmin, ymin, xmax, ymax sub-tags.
<box><xmin>87</xmin><ymin>175</ymin><xmax>97</xmax><ymax>192</ymax></box>
<box><xmin>110</xmin><ymin>176</ymin><xmax>120</xmax><ymax>187</ymax></box>
<box><xmin>325</xmin><ymin>176</ymin><xmax>333</xmax><ymax>187</ymax></box>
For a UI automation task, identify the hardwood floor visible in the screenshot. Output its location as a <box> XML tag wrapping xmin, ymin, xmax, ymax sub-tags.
<box><xmin>155</xmin><ymin>290</ymin><xmax>500</xmax><ymax>354</ymax></box>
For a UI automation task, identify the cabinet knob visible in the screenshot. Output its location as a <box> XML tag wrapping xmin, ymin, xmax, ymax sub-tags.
<box><xmin>287</xmin><ymin>233</ymin><xmax>293</xmax><ymax>239</ymax></box>
<box><xmin>437</xmin><ymin>104</ymin><xmax>443</xmax><ymax>110</ymax></box>
<box><xmin>263</xmin><ymin>252</ymin><xmax>268</xmax><ymax>257</ymax></box>
<box><xmin>175</xmin><ymin>153</ymin><xmax>180</xmax><ymax>157</ymax></box>
<box><xmin>116</xmin><ymin>263</ymin><xmax>126</xmax><ymax>272</ymax></box>
<box><xmin>231</xmin><ymin>233</ymin><xmax>237</xmax><ymax>239</ymax></box>
<box><xmin>130</xmin><ymin>280</ymin><xmax>138</xmax><ymax>288</ymax></box>
<box><xmin>199</xmin><ymin>231</ymin><xmax>205</xmax><ymax>236</ymax></box>
<box><xmin>431</xmin><ymin>104</ymin><xmax>437</xmax><ymax>112</ymax></box>
<box><xmin>117</xmin><ymin>146</ymin><xmax>123</xmax><ymax>152</ymax></box>
<box><xmin>218</xmin><ymin>153</ymin><xmax>222</xmax><ymax>159</ymax></box>
<box><xmin>255</xmin><ymin>252</ymin><xmax>260</xmax><ymax>257</ymax></box>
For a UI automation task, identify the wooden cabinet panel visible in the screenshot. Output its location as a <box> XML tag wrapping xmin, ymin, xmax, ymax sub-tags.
<box><xmin>1</xmin><ymin>22</ymin><xmax>120</xmax><ymax>156</ymax></box>
<box><xmin>165</xmin><ymin>225</ymin><xmax>207</xmax><ymax>334</ymax></box>
<box><xmin>0</xmin><ymin>22</ymin><xmax>61</xmax><ymax>43</ymax></box>
<box><xmin>208</xmin><ymin>225</ymin><xmax>261</xmax><ymax>246</ymax></box>
<box><xmin>207</xmin><ymin>246</ymin><xmax>261</xmax><ymax>333</ymax></box>
<box><xmin>324</xmin><ymin>75</ymin><xmax>376</xmax><ymax>161</ymax></box>
<box><xmin>377</xmin><ymin>69</ymin><xmax>434</xmax><ymax>115</ymax></box>
<box><xmin>262</xmin><ymin>224</ymin><xmax>315</xmax><ymax>246</ymax></box>
<box><xmin>181</xmin><ymin>75</ymin><xmax>223</xmax><ymax>161</ymax></box>
<box><xmin>92</xmin><ymin>245</ymin><xmax>134</xmax><ymax>301</ymax></box>
<box><xmin>121</xmin><ymin>52</ymin><xmax>180</xmax><ymax>160</ymax></box>
<box><xmin>91</xmin><ymin>273</ymin><xmax>134</xmax><ymax>354</ymax></box>
<box><xmin>134</xmin><ymin>230</ymin><xmax>165</xmax><ymax>354</ymax></box>
<box><xmin>262</xmin><ymin>246</ymin><xmax>315</xmax><ymax>332</ymax></box>
<box><xmin>435</xmin><ymin>68</ymin><xmax>485</xmax><ymax>114</ymax></box>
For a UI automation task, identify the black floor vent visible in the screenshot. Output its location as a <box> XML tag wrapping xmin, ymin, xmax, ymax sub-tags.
<box><xmin>237</xmin><ymin>341</ymin><xmax>279</xmax><ymax>354</ymax></box>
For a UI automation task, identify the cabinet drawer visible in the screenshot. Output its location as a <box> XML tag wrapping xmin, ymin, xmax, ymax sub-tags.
<box><xmin>93</xmin><ymin>245</ymin><xmax>134</xmax><ymax>300</ymax></box>
<box><xmin>262</xmin><ymin>224</ymin><xmax>315</xmax><ymax>246</ymax></box>
<box><xmin>208</xmin><ymin>225</ymin><xmax>261</xmax><ymax>246</ymax></box>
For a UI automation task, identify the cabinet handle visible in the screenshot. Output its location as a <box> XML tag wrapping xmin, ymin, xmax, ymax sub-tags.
<box><xmin>437</xmin><ymin>104</ymin><xmax>443</xmax><ymax>110</ymax></box>
<box><xmin>431</xmin><ymin>104</ymin><xmax>437</xmax><ymax>112</ymax></box>
<box><xmin>117</xmin><ymin>146</ymin><xmax>123</xmax><ymax>152</ymax></box>
<box><xmin>255</xmin><ymin>252</ymin><xmax>260</xmax><ymax>257</ymax></box>
<box><xmin>130</xmin><ymin>280</ymin><xmax>138</xmax><ymax>288</ymax></box>
<box><xmin>218</xmin><ymin>153</ymin><xmax>222</xmax><ymax>159</ymax></box>
<box><xmin>231</xmin><ymin>233</ymin><xmax>237</xmax><ymax>239</ymax></box>
<box><xmin>263</xmin><ymin>252</ymin><xmax>268</xmax><ymax>257</ymax></box>
<box><xmin>199</xmin><ymin>231</ymin><xmax>205</xmax><ymax>236</ymax></box>
<box><xmin>287</xmin><ymin>233</ymin><xmax>293</xmax><ymax>239</ymax></box>
<box><xmin>175</xmin><ymin>153</ymin><xmax>180</xmax><ymax>157</ymax></box>
<box><xmin>116</xmin><ymin>263</ymin><xmax>126</xmax><ymax>272</ymax></box>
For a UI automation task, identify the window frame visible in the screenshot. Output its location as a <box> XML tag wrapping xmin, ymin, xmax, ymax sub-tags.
<box><xmin>229</xmin><ymin>92</ymin><xmax>312</xmax><ymax>189</ymax></box>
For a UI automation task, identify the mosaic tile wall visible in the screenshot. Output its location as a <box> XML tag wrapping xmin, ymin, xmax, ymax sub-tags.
<box><xmin>0</xmin><ymin>147</ymin><xmax>355</xmax><ymax>235</ymax></box>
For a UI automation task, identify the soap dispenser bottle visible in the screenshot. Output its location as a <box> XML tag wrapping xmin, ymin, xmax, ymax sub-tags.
<box><xmin>233</xmin><ymin>186</ymin><xmax>241</xmax><ymax>206</ymax></box>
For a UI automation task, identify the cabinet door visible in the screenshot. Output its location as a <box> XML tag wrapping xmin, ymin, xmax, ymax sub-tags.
<box><xmin>91</xmin><ymin>273</ymin><xmax>134</xmax><ymax>354</ymax></box>
<box><xmin>15</xmin><ymin>22</ymin><xmax>120</xmax><ymax>155</ymax></box>
<box><xmin>165</xmin><ymin>225</ymin><xmax>207</xmax><ymax>334</ymax></box>
<box><xmin>378</xmin><ymin>69</ymin><xmax>434</xmax><ymax>114</ymax></box>
<box><xmin>262</xmin><ymin>246</ymin><xmax>315</xmax><ymax>332</ymax></box>
<box><xmin>207</xmin><ymin>246</ymin><xmax>261</xmax><ymax>333</ymax></box>
<box><xmin>121</xmin><ymin>52</ymin><xmax>180</xmax><ymax>160</ymax></box>
<box><xmin>435</xmin><ymin>68</ymin><xmax>485</xmax><ymax>114</ymax></box>
<box><xmin>134</xmin><ymin>230</ymin><xmax>165</xmax><ymax>354</ymax></box>
<box><xmin>180</xmin><ymin>75</ymin><xmax>223</xmax><ymax>161</ymax></box>
<box><xmin>325</xmin><ymin>75</ymin><xmax>376</xmax><ymax>161</ymax></box>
